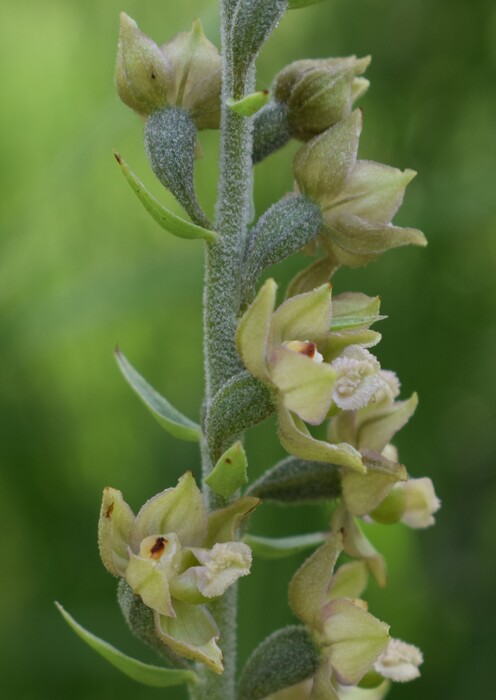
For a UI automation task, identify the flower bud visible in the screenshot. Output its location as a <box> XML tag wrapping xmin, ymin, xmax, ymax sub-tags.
<box><xmin>274</xmin><ymin>56</ymin><xmax>370</xmax><ymax>140</ymax></box>
<box><xmin>115</xmin><ymin>13</ymin><xmax>170</xmax><ymax>116</ymax></box>
<box><xmin>161</xmin><ymin>18</ymin><xmax>222</xmax><ymax>129</ymax></box>
<box><xmin>115</xmin><ymin>14</ymin><xmax>221</xmax><ymax>129</ymax></box>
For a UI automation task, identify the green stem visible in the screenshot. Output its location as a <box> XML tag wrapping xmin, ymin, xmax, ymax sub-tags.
<box><xmin>197</xmin><ymin>1</ymin><xmax>255</xmax><ymax>698</ymax></box>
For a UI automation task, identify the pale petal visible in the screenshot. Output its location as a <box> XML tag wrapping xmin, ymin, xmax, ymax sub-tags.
<box><xmin>374</xmin><ymin>638</ymin><xmax>423</xmax><ymax>682</ymax></box>
<box><xmin>401</xmin><ymin>478</ymin><xmax>441</xmax><ymax>529</ymax></box>
<box><xmin>125</xmin><ymin>549</ymin><xmax>174</xmax><ymax>617</ymax></box>
<box><xmin>322</xmin><ymin>599</ymin><xmax>390</xmax><ymax>685</ymax></box>
<box><xmin>189</xmin><ymin>542</ymin><xmax>252</xmax><ymax>597</ymax></box>
<box><xmin>356</xmin><ymin>393</ymin><xmax>418</xmax><ymax>454</ymax></box>
<box><xmin>327</xmin><ymin>561</ymin><xmax>368</xmax><ymax>602</ymax></box>
<box><xmin>271</xmin><ymin>345</ymin><xmax>336</xmax><ymax>425</ymax></box>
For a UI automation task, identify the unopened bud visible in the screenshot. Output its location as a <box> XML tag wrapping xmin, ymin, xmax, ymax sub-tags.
<box><xmin>115</xmin><ymin>13</ymin><xmax>170</xmax><ymax>116</ymax></box>
<box><xmin>161</xmin><ymin>18</ymin><xmax>222</xmax><ymax>129</ymax></box>
<box><xmin>115</xmin><ymin>15</ymin><xmax>221</xmax><ymax>129</ymax></box>
<box><xmin>274</xmin><ymin>56</ymin><xmax>370</xmax><ymax>140</ymax></box>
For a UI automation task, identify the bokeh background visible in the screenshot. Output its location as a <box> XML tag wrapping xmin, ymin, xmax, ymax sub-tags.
<box><xmin>1</xmin><ymin>0</ymin><xmax>495</xmax><ymax>697</ymax></box>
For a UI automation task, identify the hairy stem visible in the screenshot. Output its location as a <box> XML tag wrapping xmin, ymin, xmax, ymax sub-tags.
<box><xmin>197</xmin><ymin>1</ymin><xmax>256</xmax><ymax>698</ymax></box>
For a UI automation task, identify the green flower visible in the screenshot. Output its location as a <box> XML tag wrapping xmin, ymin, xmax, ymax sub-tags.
<box><xmin>287</xmin><ymin>534</ymin><xmax>390</xmax><ymax>698</ymax></box>
<box><xmin>294</xmin><ymin>110</ymin><xmax>426</xmax><ymax>268</ymax></box>
<box><xmin>116</xmin><ymin>14</ymin><xmax>221</xmax><ymax>127</ymax></box>
<box><xmin>236</xmin><ymin>279</ymin><xmax>388</xmax><ymax>472</ymax></box>
<box><xmin>98</xmin><ymin>472</ymin><xmax>257</xmax><ymax>672</ymax></box>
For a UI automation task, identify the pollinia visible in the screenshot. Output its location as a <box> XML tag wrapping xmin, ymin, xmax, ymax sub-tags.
<box><xmin>58</xmin><ymin>2</ymin><xmax>440</xmax><ymax>699</ymax></box>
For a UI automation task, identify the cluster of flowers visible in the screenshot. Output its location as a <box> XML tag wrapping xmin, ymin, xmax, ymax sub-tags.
<box><xmin>97</xmin><ymin>9</ymin><xmax>440</xmax><ymax>699</ymax></box>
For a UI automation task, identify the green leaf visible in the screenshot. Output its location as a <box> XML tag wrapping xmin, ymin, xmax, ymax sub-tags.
<box><xmin>227</xmin><ymin>90</ymin><xmax>270</xmax><ymax>117</ymax></box>
<box><xmin>55</xmin><ymin>603</ymin><xmax>198</xmax><ymax>687</ymax></box>
<box><xmin>237</xmin><ymin>626</ymin><xmax>319</xmax><ymax>700</ymax></box>
<box><xmin>243</xmin><ymin>531</ymin><xmax>328</xmax><ymax>559</ymax></box>
<box><xmin>246</xmin><ymin>455</ymin><xmax>341</xmax><ymax>504</ymax></box>
<box><xmin>205</xmin><ymin>441</ymin><xmax>249</xmax><ymax>498</ymax></box>
<box><xmin>115</xmin><ymin>350</ymin><xmax>202</xmax><ymax>442</ymax></box>
<box><xmin>114</xmin><ymin>153</ymin><xmax>216</xmax><ymax>242</ymax></box>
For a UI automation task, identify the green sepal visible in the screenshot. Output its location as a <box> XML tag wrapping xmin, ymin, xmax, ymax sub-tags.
<box><xmin>205</xmin><ymin>441</ymin><xmax>249</xmax><ymax>499</ymax></box>
<box><xmin>227</xmin><ymin>90</ymin><xmax>270</xmax><ymax>117</ymax></box>
<box><xmin>115</xmin><ymin>349</ymin><xmax>202</xmax><ymax>442</ymax></box>
<box><xmin>206</xmin><ymin>371</ymin><xmax>275</xmax><ymax>461</ymax></box>
<box><xmin>288</xmin><ymin>533</ymin><xmax>343</xmax><ymax>628</ymax></box>
<box><xmin>246</xmin><ymin>455</ymin><xmax>341</xmax><ymax>504</ymax></box>
<box><xmin>243</xmin><ymin>531</ymin><xmax>328</xmax><ymax>559</ymax></box>
<box><xmin>114</xmin><ymin>153</ymin><xmax>217</xmax><ymax>242</ymax></box>
<box><xmin>55</xmin><ymin>603</ymin><xmax>198</xmax><ymax>687</ymax></box>
<box><xmin>237</xmin><ymin>626</ymin><xmax>319</xmax><ymax>700</ymax></box>
<box><xmin>242</xmin><ymin>194</ymin><xmax>323</xmax><ymax>304</ymax></box>
<box><xmin>342</xmin><ymin>451</ymin><xmax>408</xmax><ymax>517</ymax></box>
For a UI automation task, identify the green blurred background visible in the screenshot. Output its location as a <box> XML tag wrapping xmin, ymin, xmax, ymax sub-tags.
<box><xmin>1</xmin><ymin>0</ymin><xmax>495</xmax><ymax>697</ymax></box>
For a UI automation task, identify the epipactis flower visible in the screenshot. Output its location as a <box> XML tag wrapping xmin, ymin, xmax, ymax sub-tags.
<box><xmin>294</xmin><ymin>110</ymin><xmax>426</xmax><ymax>268</ymax></box>
<box><xmin>328</xmin><ymin>371</ymin><xmax>417</xmax><ymax>517</ymax></box>
<box><xmin>288</xmin><ymin>534</ymin><xmax>390</xmax><ymax>698</ymax></box>
<box><xmin>236</xmin><ymin>279</ymin><xmax>389</xmax><ymax>472</ymax></box>
<box><xmin>273</xmin><ymin>55</ymin><xmax>370</xmax><ymax>141</ymax></box>
<box><xmin>98</xmin><ymin>472</ymin><xmax>257</xmax><ymax>672</ymax></box>
<box><xmin>116</xmin><ymin>14</ymin><xmax>221</xmax><ymax>127</ymax></box>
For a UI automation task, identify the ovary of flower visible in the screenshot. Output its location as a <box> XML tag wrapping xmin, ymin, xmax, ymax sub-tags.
<box><xmin>374</xmin><ymin>638</ymin><xmax>423</xmax><ymax>682</ymax></box>
<box><xmin>283</xmin><ymin>340</ymin><xmax>324</xmax><ymax>364</ymax></box>
<box><xmin>191</xmin><ymin>542</ymin><xmax>252</xmax><ymax>598</ymax></box>
<box><xmin>331</xmin><ymin>345</ymin><xmax>385</xmax><ymax>410</ymax></box>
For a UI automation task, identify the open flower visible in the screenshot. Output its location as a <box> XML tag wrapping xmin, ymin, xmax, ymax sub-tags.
<box><xmin>236</xmin><ymin>279</ymin><xmax>388</xmax><ymax>472</ymax></box>
<box><xmin>287</xmin><ymin>534</ymin><xmax>390</xmax><ymax>698</ymax></box>
<box><xmin>98</xmin><ymin>472</ymin><xmax>257</xmax><ymax>672</ymax></box>
<box><xmin>294</xmin><ymin>110</ymin><xmax>426</xmax><ymax>268</ymax></box>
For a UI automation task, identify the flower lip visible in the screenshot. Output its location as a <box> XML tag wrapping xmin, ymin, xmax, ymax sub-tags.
<box><xmin>283</xmin><ymin>339</ymin><xmax>324</xmax><ymax>363</ymax></box>
<box><xmin>149</xmin><ymin>536</ymin><xmax>169</xmax><ymax>560</ymax></box>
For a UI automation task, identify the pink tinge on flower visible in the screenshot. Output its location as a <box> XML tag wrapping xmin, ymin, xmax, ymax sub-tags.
<box><xmin>331</xmin><ymin>345</ymin><xmax>385</xmax><ymax>410</ymax></box>
<box><xmin>374</xmin><ymin>638</ymin><xmax>423</xmax><ymax>682</ymax></box>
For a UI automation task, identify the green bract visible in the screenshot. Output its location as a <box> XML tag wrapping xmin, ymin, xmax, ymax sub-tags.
<box><xmin>294</xmin><ymin>111</ymin><xmax>427</xmax><ymax>268</ymax></box>
<box><xmin>98</xmin><ymin>472</ymin><xmax>255</xmax><ymax>672</ymax></box>
<box><xmin>236</xmin><ymin>279</ymin><xmax>388</xmax><ymax>471</ymax></box>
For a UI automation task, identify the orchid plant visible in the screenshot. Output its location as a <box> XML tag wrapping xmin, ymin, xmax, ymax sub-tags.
<box><xmin>57</xmin><ymin>2</ymin><xmax>440</xmax><ymax>699</ymax></box>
